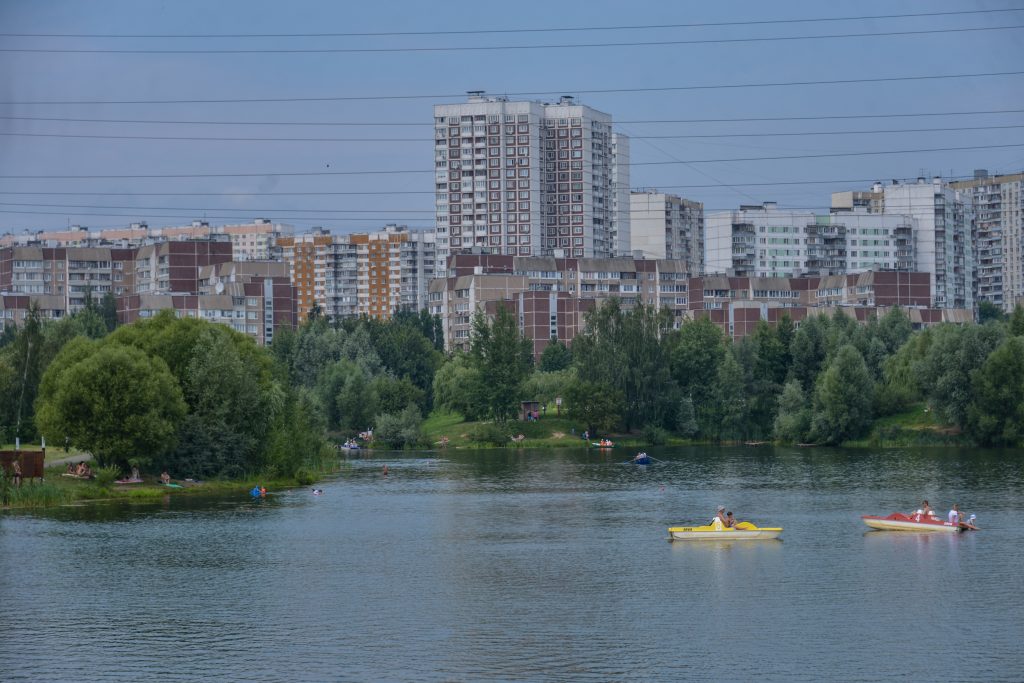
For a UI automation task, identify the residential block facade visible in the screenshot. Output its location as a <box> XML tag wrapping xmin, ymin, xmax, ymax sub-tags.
<box><xmin>433</xmin><ymin>92</ymin><xmax>630</xmax><ymax>271</ymax></box>
<box><xmin>630</xmin><ymin>190</ymin><xmax>704</xmax><ymax>272</ymax></box>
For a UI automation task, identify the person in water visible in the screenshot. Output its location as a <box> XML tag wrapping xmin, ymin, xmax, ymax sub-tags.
<box><xmin>725</xmin><ymin>511</ymin><xmax>736</xmax><ymax>528</ymax></box>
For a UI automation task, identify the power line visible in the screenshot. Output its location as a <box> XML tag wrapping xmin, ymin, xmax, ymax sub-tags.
<box><xmin>1</xmin><ymin>143</ymin><xmax>1021</xmax><ymax>179</ymax></box>
<box><xmin>4</xmin><ymin>108</ymin><xmax>1022</xmax><ymax>127</ymax></box>
<box><xmin>0</xmin><ymin>174</ymin><xmax>988</xmax><ymax>198</ymax></box>
<box><xmin>4</xmin><ymin>124</ymin><xmax>1022</xmax><ymax>143</ymax></box>
<box><xmin>3</xmin><ymin>70</ymin><xmax>1021</xmax><ymax>105</ymax></box>
<box><xmin>3</xmin><ymin>8</ymin><xmax>1018</xmax><ymax>38</ymax></box>
<box><xmin>2</xmin><ymin>25</ymin><xmax>1020</xmax><ymax>54</ymax></box>
<box><xmin>0</xmin><ymin>202</ymin><xmax>436</xmax><ymax>213</ymax></box>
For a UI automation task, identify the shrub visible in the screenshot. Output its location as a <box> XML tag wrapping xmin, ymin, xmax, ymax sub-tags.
<box><xmin>374</xmin><ymin>404</ymin><xmax>422</xmax><ymax>449</ymax></box>
<box><xmin>641</xmin><ymin>424</ymin><xmax>669</xmax><ymax>446</ymax></box>
<box><xmin>93</xmin><ymin>465</ymin><xmax>121</xmax><ymax>488</ymax></box>
<box><xmin>469</xmin><ymin>422</ymin><xmax>510</xmax><ymax>447</ymax></box>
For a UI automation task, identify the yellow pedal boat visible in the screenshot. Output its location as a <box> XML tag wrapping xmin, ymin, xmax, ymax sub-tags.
<box><xmin>668</xmin><ymin>520</ymin><xmax>782</xmax><ymax>541</ymax></box>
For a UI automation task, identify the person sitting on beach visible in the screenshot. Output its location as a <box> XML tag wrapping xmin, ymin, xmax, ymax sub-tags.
<box><xmin>725</xmin><ymin>511</ymin><xmax>737</xmax><ymax>528</ymax></box>
<box><xmin>160</xmin><ymin>470</ymin><xmax>171</xmax><ymax>485</ymax></box>
<box><xmin>66</xmin><ymin>462</ymin><xmax>75</xmax><ymax>475</ymax></box>
<box><xmin>130</xmin><ymin>466</ymin><xmax>140</xmax><ymax>481</ymax></box>
<box><xmin>75</xmin><ymin>462</ymin><xmax>86</xmax><ymax>477</ymax></box>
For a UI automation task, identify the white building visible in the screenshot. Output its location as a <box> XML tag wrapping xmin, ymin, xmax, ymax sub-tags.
<box><xmin>433</xmin><ymin>92</ymin><xmax>630</xmax><ymax>271</ymax></box>
<box><xmin>951</xmin><ymin>170</ymin><xmax>1024</xmax><ymax>311</ymax></box>
<box><xmin>630</xmin><ymin>190</ymin><xmax>704</xmax><ymax>274</ymax></box>
<box><xmin>705</xmin><ymin>202</ymin><xmax>913</xmax><ymax>279</ymax></box>
<box><xmin>834</xmin><ymin>177</ymin><xmax>975</xmax><ymax>310</ymax></box>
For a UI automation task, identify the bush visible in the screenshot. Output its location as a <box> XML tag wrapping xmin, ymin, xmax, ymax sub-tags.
<box><xmin>374</xmin><ymin>404</ymin><xmax>422</xmax><ymax>449</ymax></box>
<box><xmin>93</xmin><ymin>465</ymin><xmax>121</xmax><ymax>488</ymax></box>
<box><xmin>294</xmin><ymin>467</ymin><xmax>317</xmax><ymax>486</ymax></box>
<box><xmin>641</xmin><ymin>424</ymin><xmax>669</xmax><ymax>446</ymax></box>
<box><xmin>469</xmin><ymin>422</ymin><xmax>510</xmax><ymax>447</ymax></box>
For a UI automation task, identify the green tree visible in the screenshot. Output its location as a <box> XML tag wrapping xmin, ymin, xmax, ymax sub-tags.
<box><xmin>713</xmin><ymin>349</ymin><xmax>747</xmax><ymax>441</ymax></box>
<box><xmin>372</xmin><ymin>374</ymin><xmax>426</xmax><ymax>416</ymax></box>
<box><xmin>35</xmin><ymin>344</ymin><xmax>186</xmax><ymax>469</ymax></box>
<box><xmin>676</xmin><ymin>396</ymin><xmax>698</xmax><ymax>438</ymax></box>
<box><xmin>967</xmin><ymin>336</ymin><xmax>1024</xmax><ymax>446</ymax></box>
<box><xmin>565</xmin><ymin>379</ymin><xmax>623</xmax><ymax>435</ymax></box>
<box><xmin>432</xmin><ymin>352</ymin><xmax>487</xmax><ymax>420</ymax></box>
<box><xmin>337</xmin><ymin>370</ymin><xmax>378</xmax><ymax>433</ymax></box>
<box><xmin>539</xmin><ymin>338</ymin><xmax>572</xmax><ymax>372</ymax></box>
<box><xmin>914</xmin><ymin>323</ymin><xmax>1005</xmax><ymax>427</ymax></box>
<box><xmin>977</xmin><ymin>300</ymin><xmax>1005</xmax><ymax>324</ymax></box>
<box><xmin>789</xmin><ymin>314</ymin><xmax>829</xmax><ymax>392</ymax></box>
<box><xmin>469</xmin><ymin>306</ymin><xmax>533</xmax><ymax>423</ymax></box>
<box><xmin>810</xmin><ymin>344</ymin><xmax>874</xmax><ymax>445</ymax></box>
<box><xmin>1011</xmin><ymin>305</ymin><xmax>1024</xmax><ymax>336</ymax></box>
<box><xmin>573</xmin><ymin>300</ymin><xmax>677</xmax><ymax>431</ymax></box>
<box><xmin>100</xmin><ymin>292</ymin><xmax>119</xmax><ymax>332</ymax></box>
<box><xmin>671</xmin><ymin>317</ymin><xmax>726</xmax><ymax>436</ymax></box>
<box><xmin>774</xmin><ymin>379</ymin><xmax>811</xmax><ymax>443</ymax></box>
<box><xmin>374</xmin><ymin>404</ymin><xmax>422</xmax><ymax>449</ymax></box>
<box><xmin>264</xmin><ymin>387</ymin><xmax>333</xmax><ymax>477</ymax></box>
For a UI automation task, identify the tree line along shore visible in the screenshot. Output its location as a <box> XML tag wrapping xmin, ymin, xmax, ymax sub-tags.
<box><xmin>3</xmin><ymin>301</ymin><xmax>1024</xmax><ymax>507</ymax></box>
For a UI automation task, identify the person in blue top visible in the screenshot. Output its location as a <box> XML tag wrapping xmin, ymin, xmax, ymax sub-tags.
<box><xmin>250</xmin><ymin>486</ymin><xmax>262</xmax><ymax>497</ymax></box>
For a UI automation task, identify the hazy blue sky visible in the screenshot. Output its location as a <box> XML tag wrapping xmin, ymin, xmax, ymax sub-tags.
<box><xmin>1</xmin><ymin>0</ymin><xmax>1022</xmax><ymax>234</ymax></box>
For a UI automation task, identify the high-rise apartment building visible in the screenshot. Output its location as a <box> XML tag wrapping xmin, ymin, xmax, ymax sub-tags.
<box><xmin>433</xmin><ymin>92</ymin><xmax>629</xmax><ymax>271</ymax></box>
<box><xmin>630</xmin><ymin>190</ymin><xmax>704</xmax><ymax>273</ymax></box>
<box><xmin>277</xmin><ymin>226</ymin><xmax>437</xmax><ymax>321</ymax></box>
<box><xmin>833</xmin><ymin>177</ymin><xmax>975</xmax><ymax>310</ymax></box>
<box><xmin>275</xmin><ymin>229</ymin><xmax>334</xmax><ymax>320</ymax></box>
<box><xmin>705</xmin><ymin>202</ymin><xmax>913</xmax><ymax>280</ymax></box>
<box><xmin>950</xmin><ymin>170</ymin><xmax>1024</xmax><ymax>311</ymax></box>
<box><xmin>349</xmin><ymin>226</ymin><xmax>436</xmax><ymax>319</ymax></box>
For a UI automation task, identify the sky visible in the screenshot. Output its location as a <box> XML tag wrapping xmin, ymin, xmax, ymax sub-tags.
<box><xmin>0</xmin><ymin>0</ymin><xmax>1022</xmax><ymax>235</ymax></box>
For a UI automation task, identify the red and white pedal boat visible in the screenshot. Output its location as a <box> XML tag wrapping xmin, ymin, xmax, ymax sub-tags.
<box><xmin>861</xmin><ymin>512</ymin><xmax>978</xmax><ymax>533</ymax></box>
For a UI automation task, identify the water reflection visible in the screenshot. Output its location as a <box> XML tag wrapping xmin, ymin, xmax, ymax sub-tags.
<box><xmin>2</xmin><ymin>446</ymin><xmax>1022</xmax><ymax>682</ymax></box>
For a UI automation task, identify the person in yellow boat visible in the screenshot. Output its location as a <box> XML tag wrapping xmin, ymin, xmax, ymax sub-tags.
<box><xmin>725</xmin><ymin>511</ymin><xmax>737</xmax><ymax>528</ymax></box>
<box><xmin>712</xmin><ymin>505</ymin><xmax>728</xmax><ymax>527</ymax></box>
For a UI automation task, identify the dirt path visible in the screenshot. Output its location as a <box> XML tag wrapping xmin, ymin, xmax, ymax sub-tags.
<box><xmin>46</xmin><ymin>451</ymin><xmax>93</xmax><ymax>467</ymax></box>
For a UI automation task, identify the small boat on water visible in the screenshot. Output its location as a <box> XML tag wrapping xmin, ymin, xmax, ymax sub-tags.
<box><xmin>862</xmin><ymin>512</ymin><xmax>978</xmax><ymax>533</ymax></box>
<box><xmin>591</xmin><ymin>441</ymin><xmax>615</xmax><ymax>448</ymax></box>
<box><xmin>668</xmin><ymin>521</ymin><xmax>782</xmax><ymax>541</ymax></box>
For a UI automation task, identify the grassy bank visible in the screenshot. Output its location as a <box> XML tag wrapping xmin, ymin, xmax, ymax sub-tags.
<box><xmin>419</xmin><ymin>410</ymin><xmax>692</xmax><ymax>450</ymax></box>
<box><xmin>421</xmin><ymin>405</ymin><xmax>974</xmax><ymax>451</ymax></box>
<box><xmin>1</xmin><ymin>462</ymin><xmax>345</xmax><ymax>510</ymax></box>
<box><xmin>843</xmin><ymin>404</ymin><xmax>970</xmax><ymax>448</ymax></box>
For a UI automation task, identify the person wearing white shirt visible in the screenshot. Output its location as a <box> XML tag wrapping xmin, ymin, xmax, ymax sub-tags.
<box><xmin>948</xmin><ymin>504</ymin><xmax>961</xmax><ymax>525</ymax></box>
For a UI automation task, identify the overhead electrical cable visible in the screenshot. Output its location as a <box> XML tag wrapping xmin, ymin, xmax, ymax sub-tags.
<box><xmin>0</xmin><ymin>174</ymin><xmax>987</xmax><ymax>197</ymax></box>
<box><xmin>3</xmin><ymin>71</ymin><xmax>1021</xmax><ymax>105</ymax></box>
<box><xmin>1</xmin><ymin>25</ymin><xmax>1022</xmax><ymax>54</ymax></box>
<box><xmin>3</xmin><ymin>124</ymin><xmax>1022</xmax><ymax>143</ymax></box>
<box><xmin>3</xmin><ymin>108</ymin><xmax>1021</xmax><ymax>126</ymax></box>
<box><xmin>1</xmin><ymin>143</ymin><xmax>1021</xmax><ymax>179</ymax></box>
<box><xmin>3</xmin><ymin>8</ymin><xmax>1019</xmax><ymax>38</ymax></box>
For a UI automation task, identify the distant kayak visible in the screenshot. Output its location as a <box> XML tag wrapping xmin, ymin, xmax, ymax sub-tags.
<box><xmin>161</xmin><ymin>482</ymin><xmax>184</xmax><ymax>489</ymax></box>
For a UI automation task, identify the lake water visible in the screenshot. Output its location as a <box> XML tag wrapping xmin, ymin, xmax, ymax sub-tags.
<box><xmin>2</xmin><ymin>446</ymin><xmax>1023</xmax><ymax>682</ymax></box>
